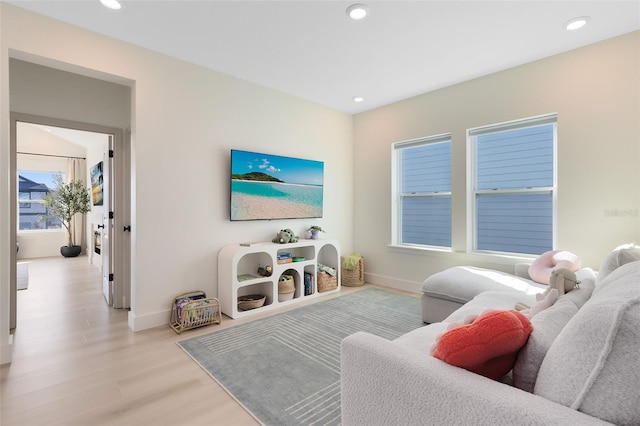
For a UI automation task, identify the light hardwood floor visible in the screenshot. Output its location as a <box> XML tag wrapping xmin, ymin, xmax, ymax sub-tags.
<box><xmin>1</xmin><ymin>256</ymin><xmax>363</xmax><ymax>426</ymax></box>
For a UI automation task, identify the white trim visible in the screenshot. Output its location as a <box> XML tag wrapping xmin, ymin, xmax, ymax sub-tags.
<box><xmin>128</xmin><ymin>309</ymin><xmax>169</xmax><ymax>332</ymax></box>
<box><xmin>467</xmin><ymin>113</ymin><xmax>558</xmax><ymax>137</ymax></box>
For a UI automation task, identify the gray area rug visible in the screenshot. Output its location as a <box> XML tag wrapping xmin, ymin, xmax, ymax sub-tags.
<box><xmin>17</xmin><ymin>262</ymin><xmax>29</xmax><ymax>291</ymax></box>
<box><xmin>178</xmin><ymin>287</ymin><xmax>424</xmax><ymax>426</ymax></box>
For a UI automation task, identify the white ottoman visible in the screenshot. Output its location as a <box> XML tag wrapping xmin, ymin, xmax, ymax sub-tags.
<box><xmin>420</xmin><ymin>265</ymin><xmax>546</xmax><ymax>323</ymax></box>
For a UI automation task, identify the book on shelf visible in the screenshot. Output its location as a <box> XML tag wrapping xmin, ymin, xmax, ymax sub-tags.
<box><xmin>277</xmin><ymin>258</ymin><xmax>293</xmax><ymax>264</ymax></box>
<box><xmin>237</xmin><ymin>274</ymin><xmax>259</xmax><ymax>281</ymax></box>
<box><xmin>304</xmin><ymin>272</ymin><xmax>314</xmax><ymax>295</ymax></box>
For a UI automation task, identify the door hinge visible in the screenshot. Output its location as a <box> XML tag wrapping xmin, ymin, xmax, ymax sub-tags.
<box><xmin>109</xmin><ymin>273</ymin><xmax>114</xmax><ymax>282</ymax></box>
<box><xmin>109</xmin><ymin>150</ymin><xmax>114</xmax><ymax>158</ymax></box>
<box><xmin>109</xmin><ymin>211</ymin><xmax>114</xmax><ymax>219</ymax></box>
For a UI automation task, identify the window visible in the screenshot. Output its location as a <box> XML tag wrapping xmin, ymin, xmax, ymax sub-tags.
<box><xmin>18</xmin><ymin>171</ymin><xmax>64</xmax><ymax>231</ymax></box>
<box><xmin>392</xmin><ymin>135</ymin><xmax>451</xmax><ymax>248</ymax></box>
<box><xmin>469</xmin><ymin>115</ymin><xmax>556</xmax><ymax>255</ymax></box>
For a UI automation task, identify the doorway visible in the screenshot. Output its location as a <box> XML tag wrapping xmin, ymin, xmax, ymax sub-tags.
<box><xmin>10</xmin><ymin>114</ymin><xmax>131</xmax><ymax>330</ymax></box>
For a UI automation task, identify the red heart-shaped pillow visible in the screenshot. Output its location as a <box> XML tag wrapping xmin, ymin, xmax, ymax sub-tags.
<box><xmin>432</xmin><ymin>310</ymin><xmax>533</xmax><ymax>380</ymax></box>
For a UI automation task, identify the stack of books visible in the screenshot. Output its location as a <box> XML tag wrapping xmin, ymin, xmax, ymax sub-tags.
<box><xmin>277</xmin><ymin>252</ymin><xmax>293</xmax><ymax>264</ymax></box>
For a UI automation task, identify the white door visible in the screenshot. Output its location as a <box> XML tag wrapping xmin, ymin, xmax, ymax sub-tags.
<box><xmin>102</xmin><ymin>136</ymin><xmax>114</xmax><ymax>306</ymax></box>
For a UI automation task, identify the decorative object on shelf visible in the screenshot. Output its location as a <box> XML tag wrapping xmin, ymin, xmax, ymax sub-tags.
<box><xmin>272</xmin><ymin>228</ymin><xmax>299</xmax><ymax>244</ymax></box>
<box><xmin>257</xmin><ymin>264</ymin><xmax>273</xmax><ymax>277</ymax></box>
<box><xmin>278</xmin><ymin>274</ymin><xmax>295</xmax><ymax>302</ymax></box>
<box><xmin>40</xmin><ymin>175</ymin><xmax>91</xmax><ymax>258</ymax></box>
<box><xmin>307</xmin><ymin>225</ymin><xmax>325</xmax><ymax>240</ymax></box>
<box><xmin>341</xmin><ymin>253</ymin><xmax>365</xmax><ymax>287</ymax></box>
<box><xmin>238</xmin><ymin>294</ymin><xmax>266</xmax><ymax>311</ymax></box>
<box><xmin>170</xmin><ymin>291</ymin><xmax>221</xmax><ymax>334</ymax></box>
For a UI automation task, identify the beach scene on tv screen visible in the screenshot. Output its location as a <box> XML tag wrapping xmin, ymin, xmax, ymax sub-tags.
<box><xmin>230</xmin><ymin>150</ymin><xmax>324</xmax><ymax>221</ymax></box>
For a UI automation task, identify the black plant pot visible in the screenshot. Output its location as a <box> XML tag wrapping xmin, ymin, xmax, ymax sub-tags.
<box><xmin>60</xmin><ymin>245</ymin><xmax>82</xmax><ymax>258</ymax></box>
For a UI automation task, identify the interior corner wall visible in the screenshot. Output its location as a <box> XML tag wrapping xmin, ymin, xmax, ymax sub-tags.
<box><xmin>353</xmin><ymin>31</ymin><xmax>640</xmax><ymax>293</ymax></box>
<box><xmin>0</xmin><ymin>3</ymin><xmax>354</xmax><ymax>338</ymax></box>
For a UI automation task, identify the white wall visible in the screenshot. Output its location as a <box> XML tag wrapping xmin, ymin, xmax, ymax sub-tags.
<box><xmin>0</xmin><ymin>2</ymin><xmax>354</xmax><ymax>360</ymax></box>
<box><xmin>353</xmin><ymin>31</ymin><xmax>640</xmax><ymax>293</ymax></box>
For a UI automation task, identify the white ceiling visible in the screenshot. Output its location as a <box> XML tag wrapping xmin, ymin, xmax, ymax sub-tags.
<box><xmin>6</xmin><ymin>0</ymin><xmax>640</xmax><ymax>114</ymax></box>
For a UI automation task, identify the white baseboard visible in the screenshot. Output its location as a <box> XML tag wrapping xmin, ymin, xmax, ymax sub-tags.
<box><xmin>128</xmin><ymin>309</ymin><xmax>170</xmax><ymax>332</ymax></box>
<box><xmin>1</xmin><ymin>334</ymin><xmax>13</xmax><ymax>365</ymax></box>
<box><xmin>364</xmin><ymin>272</ymin><xmax>422</xmax><ymax>294</ymax></box>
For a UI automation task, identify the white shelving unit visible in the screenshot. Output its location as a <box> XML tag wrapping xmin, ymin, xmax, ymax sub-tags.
<box><xmin>218</xmin><ymin>239</ymin><xmax>341</xmax><ymax>319</ymax></box>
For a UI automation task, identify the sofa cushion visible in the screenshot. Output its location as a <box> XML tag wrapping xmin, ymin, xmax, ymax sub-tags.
<box><xmin>597</xmin><ymin>243</ymin><xmax>640</xmax><ymax>282</ymax></box>
<box><xmin>445</xmin><ymin>290</ymin><xmax>538</xmax><ymax>324</ymax></box>
<box><xmin>534</xmin><ymin>261</ymin><xmax>640</xmax><ymax>425</ymax></box>
<box><xmin>513</xmin><ymin>268</ymin><xmax>596</xmax><ymax>393</ymax></box>
<box><xmin>421</xmin><ymin>266</ymin><xmax>546</xmax><ymax>304</ymax></box>
<box><xmin>529</xmin><ymin>250</ymin><xmax>581</xmax><ymax>284</ymax></box>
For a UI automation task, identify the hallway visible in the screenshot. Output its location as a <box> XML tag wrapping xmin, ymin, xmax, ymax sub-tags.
<box><xmin>1</xmin><ymin>256</ymin><xmax>257</xmax><ymax>426</ymax></box>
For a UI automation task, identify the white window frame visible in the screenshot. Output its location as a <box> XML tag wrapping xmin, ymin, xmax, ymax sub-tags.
<box><xmin>467</xmin><ymin>114</ymin><xmax>557</xmax><ymax>256</ymax></box>
<box><xmin>391</xmin><ymin>133</ymin><xmax>452</xmax><ymax>248</ymax></box>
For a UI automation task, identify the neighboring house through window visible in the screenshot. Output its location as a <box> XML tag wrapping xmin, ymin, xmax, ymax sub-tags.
<box><xmin>468</xmin><ymin>114</ymin><xmax>557</xmax><ymax>255</ymax></box>
<box><xmin>18</xmin><ymin>172</ymin><xmax>63</xmax><ymax>230</ymax></box>
<box><xmin>392</xmin><ymin>134</ymin><xmax>452</xmax><ymax>248</ymax></box>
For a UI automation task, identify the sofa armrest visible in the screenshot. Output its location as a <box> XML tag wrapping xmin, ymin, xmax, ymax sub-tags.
<box><xmin>341</xmin><ymin>332</ymin><xmax>612</xmax><ymax>426</ymax></box>
<box><xmin>515</xmin><ymin>262</ymin><xmax>532</xmax><ymax>279</ymax></box>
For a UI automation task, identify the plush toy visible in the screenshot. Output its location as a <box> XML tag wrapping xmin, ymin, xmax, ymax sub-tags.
<box><xmin>549</xmin><ymin>267</ymin><xmax>580</xmax><ymax>295</ymax></box>
<box><xmin>515</xmin><ymin>288</ymin><xmax>559</xmax><ymax>318</ymax></box>
<box><xmin>515</xmin><ymin>267</ymin><xmax>580</xmax><ymax>314</ymax></box>
<box><xmin>272</xmin><ymin>228</ymin><xmax>298</xmax><ymax>244</ymax></box>
<box><xmin>431</xmin><ymin>310</ymin><xmax>533</xmax><ymax>380</ymax></box>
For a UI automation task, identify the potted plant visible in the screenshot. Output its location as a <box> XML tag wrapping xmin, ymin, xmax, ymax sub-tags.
<box><xmin>41</xmin><ymin>175</ymin><xmax>91</xmax><ymax>258</ymax></box>
<box><xmin>307</xmin><ymin>225</ymin><xmax>325</xmax><ymax>240</ymax></box>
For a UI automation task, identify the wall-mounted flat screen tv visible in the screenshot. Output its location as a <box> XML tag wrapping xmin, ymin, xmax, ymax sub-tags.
<box><xmin>230</xmin><ymin>149</ymin><xmax>324</xmax><ymax>221</ymax></box>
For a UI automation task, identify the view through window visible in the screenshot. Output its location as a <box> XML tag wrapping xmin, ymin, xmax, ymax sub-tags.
<box><xmin>18</xmin><ymin>171</ymin><xmax>64</xmax><ymax>231</ymax></box>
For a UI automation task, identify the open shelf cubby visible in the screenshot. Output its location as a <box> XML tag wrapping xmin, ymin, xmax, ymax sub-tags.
<box><xmin>218</xmin><ymin>239</ymin><xmax>341</xmax><ymax>319</ymax></box>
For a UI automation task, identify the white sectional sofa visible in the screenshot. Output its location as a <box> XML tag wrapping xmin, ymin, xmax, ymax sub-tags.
<box><xmin>341</xmin><ymin>245</ymin><xmax>640</xmax><ymax>426</ymax></box>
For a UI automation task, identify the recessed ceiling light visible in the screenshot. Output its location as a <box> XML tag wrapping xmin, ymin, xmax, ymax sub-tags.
<box><xmin>347</xmin><ymin>4</ymin><xmax>369</xmax><ymax>20</ymax></box>
<box><xmin>564</xmin><ymin>16</ymin><xmax>590</xmax><ymax>31</ymax></box>
<box><xmin>353</xmin><ymin>96</ymin><xmax>364</xmax><ymax>103</ymax></box>
<box><xmin>100</xmin><ymin>0</ymin><xmax>122</xmax><ymax>10</ymax></box>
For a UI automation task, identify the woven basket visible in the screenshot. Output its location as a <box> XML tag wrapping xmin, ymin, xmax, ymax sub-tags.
<box><xmin>317</xmin><ymin>271</ymin><xmax>338</xmax><ymax>293</ymax></box>
<box><xmin>238</xmin><ymin>294</ymin><xmax>266</xmax><ymax>311</ymax></box>
<box><xmin>341</xmin><ymin>256</ymin><xmax>364</xmax><ymax>287</ymax></box>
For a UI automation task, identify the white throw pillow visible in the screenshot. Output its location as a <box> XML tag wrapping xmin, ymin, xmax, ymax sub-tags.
<box><xmin>597</xmin><ymin>243</ymin><xmax>640</xmax><ymax>282</ymax></box>
<box><xmin>512</xmin><ymin>269</ymin><xmax>596</xmax><ymax>393</ymax></box>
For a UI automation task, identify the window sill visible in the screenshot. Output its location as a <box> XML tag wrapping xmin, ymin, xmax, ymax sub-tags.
<box><xmin>18</xmin><ymin>229</ymin><xmax>64</xmax><ymax>234</ymax></box>
<box><xmin>387</xmin><ymin>244</ymin><xmax>535</xmax><ymax>266</ymax></box>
